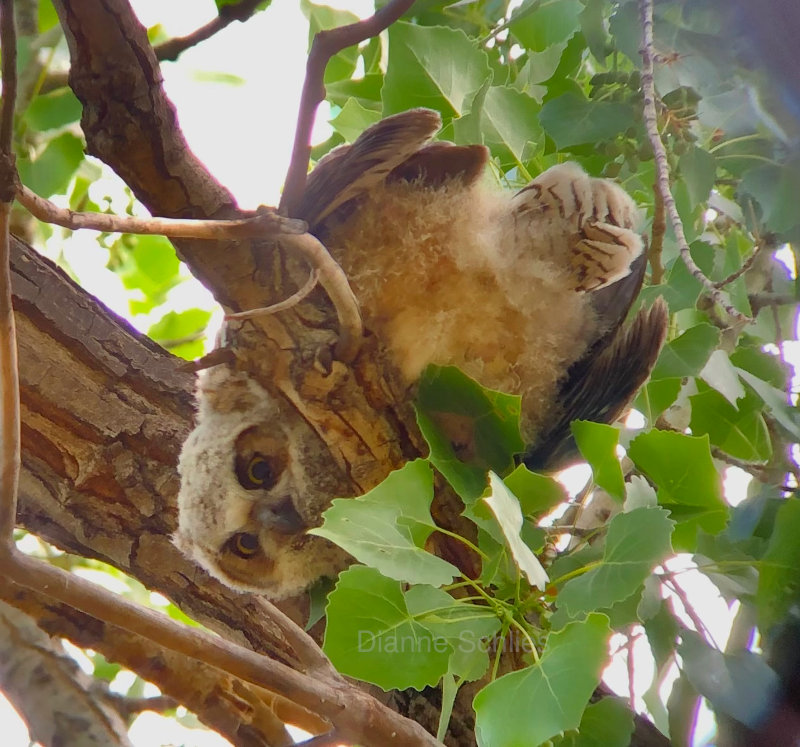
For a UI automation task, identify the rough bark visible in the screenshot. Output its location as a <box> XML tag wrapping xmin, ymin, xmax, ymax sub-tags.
<box><xmin>0</xmin><ymin>599</ymin><xmax>132</xmax><ymax>747</ymax></box>
<box><xmin>0</xmin><ymin>579</ymin><xmax>325</xmax><ymax>746</ymax></box>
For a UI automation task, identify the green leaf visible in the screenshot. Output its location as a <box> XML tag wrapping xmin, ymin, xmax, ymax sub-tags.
<box><xmin>18</xmin><ymin>132</ymin><xmax>84</xmax><ymax>198</ymax></box>
<box><xmin>323</xmin><ymin>567</ymin><xmax>451</xmax><ymax>690</ymax></box>
<box><xmin>678</xmin><ymin>146</ymin><xmax>716</xmax><ymax>205</ymax></box>
<box><xmin>699</xmin><ymin>349</ymin><xmax>745</xmax><ymax>406</ymax></box>
<box><xmin>540</xmin><ymin>92</ymin><xmax>634</xmax><ymax>149</ymax></box>
<box><xmin>757</xmin><ymin>499</ymin><xmax>800</xmax><ymax>632</ymax></box>
<box><xmin>650</xmin><ymin>323</ymin><xmax>721</xmax><ymax>380</ymax></box>
<box><xmin>479</xmin><ymin>85</ymin><xmax>543</xmax><ymax>165</ymax></box>
<box><xmin>559</xmin><ymin>508</ymin><xmax>674</xmax><ymax>616</ymax></box>
<box><xmin>405</xmin><ymin>585</ymin><xmax>501</xmax><ymax>681</ymax></box>
<box><xmin>483</xmin><ymin>472</ymin><xmax>550</xmax><ymax>588</ymax></box>
<box><xmin>689</xmin><ymin>388</ymin><xmax>772</xmax><ymax>462</ymax></box>
<box><xmin>415</xmin><ymin>365</ymin><xmax>524</xmax><ymax>503</ymax></box>
<box><xmin>736</xmin><ymin>368</ymin><xmax>800</xmax><ymax>441</ymax></box>
<box><xmin>329</xmin><ymin>97</ymin><xmax>381</xmax><ymax>143</ymax></box>
<box><xmin>509</xmin><ymin>0</ymin><xmax>583</xmax><ymax>52</ymax></box>
<box><xmin>628</xmin><ymin>431</ymin><xmax>728</xmax><ymax>550</ymax></box>
<box><xmin>679</xmin><ymin>631</ymin><xmax>779</xmax><ymax>728</ymax></box>
<box><xmin>634</xmin><ymin>378</ymin><xmax>683</xmax><ymax>422</ymax></box>
<box><xmin>117</xmin><ymin>234</ymin><xmax>182</xmax><ymax>312</ymax></box>
<box><xmin>572</xmin><ymin>421</ymin><xmax>625</xmax><ymax>501</ymax></box>
<box><xmin>301</xmin><ymin>0</ymin><xmax>359</xmax><ymax>84</ymax></box>
<box><xmin>555</xmin><ymin>697</ymin><xmax>635</xmax><ymax>747</ymax></box>
<box><xmin>383</xmin><ymin>23</ymin><xmax>492</xmax><ymax>119</ymax></box>
<box><xmin>503</xmin><ymin>464</ymin><xmax>567</xmax><ymax>517</ymax></box>
<box><xmin>474</xmin><ymin>614</ymin><xmax>611</xmax><ymax>747</ymax></box>
<box><xmin>148</xmin><ymin>309</ymin><xmax>212</xmax><ymax>351</ymax></box>
<box><xmin>310</xmin><ymin>460</ymin><xmax>459</xmax><ymax>586</ymax></box>
<box><xmin>740</xmin><ymin>160</ymin><xmax>800</xmax><ymax>235</ymax></box>
<box><xmin>26</xmin><ymin>88</ymin><xmax>82</xmax><ymax>131</ymax></box>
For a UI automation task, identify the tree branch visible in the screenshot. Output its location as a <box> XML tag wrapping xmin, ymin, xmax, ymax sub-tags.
<box><xmin>0</xmin><ymin>0</ymin><xmax>21</xmax><ymax>547</ymax></box>
<box><xmin>154</xmin><ymin>0</ymin><xmax>266</xmax><ymax>62</ymax></box>
<box><xmin>280</xmin><ymin>0</ymin><xmax>417</xmax><ymax>216</ymax></box>
<box><xmin>638</xmin><ymin>0</ymin><xmax>750</xmax><ymax>325</ymax></box>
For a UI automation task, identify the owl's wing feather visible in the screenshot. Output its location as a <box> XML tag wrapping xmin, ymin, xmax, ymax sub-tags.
<box><xmin>522</xmin><ymin>297</ymin><xmax>669</xmax><ymax>470</ymax></box>
<box><xmin>297</xmin><ymin>109</ymin><xmax>488</xmax><ymax>230</ymax></box>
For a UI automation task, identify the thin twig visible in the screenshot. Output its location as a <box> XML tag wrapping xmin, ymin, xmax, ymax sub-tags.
<box><xmin>638</xmin><ymin>0</ymin><xmax>750</xmax><ymax>325</ymax></box>
<box><xmin>279</xmin><ymin>0</ymin><xmax>416</xmax><ymax>216</ymax></box>
<box><xmin>155</xmin><ymin>0</ymin><xmax>265</xmax><ymax>62</ymax></box>
<box><xmin>0</xmin><ymin>0</ymin><xmax>20</xmax><ymax>547</ymax></box>
<box><xmin>660</xmin><ymin>570</ymin><xmax>718</xmax><ymax>647</ymax></box>
<box><xmin>713</xmin><ymin>243</ymin><xmax>763</xmax><ymax>289</ymax></box>
<box><xmin>17</xmin><ymin>186</ymin><xmax>363</xmax><ymax>359</ymax></box>
<box><xmin>17</xmin><ymin>184</ymin><xmax>306</xmax><ymax>239</ymax></box>
<box><xmin>107</xmin><ymin>694</ymin><xmax>179</xmax><ymax>719</ymax></box>
<box><xmin>226</xmin><ymin>270</ymin><xmax>319</xmax><ymax>321</ymax></box>
<box><xmin>279</xmin><ymin>233</ymin><xmax>362</xmax><ymax>362</ymax></box>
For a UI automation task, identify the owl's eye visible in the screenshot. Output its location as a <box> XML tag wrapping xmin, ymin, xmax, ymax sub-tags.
<box><xmin>227</xmin><ymin>532</ymin><xmax>260</xmax><ymax>559</ymax></box>
<box><xmin>236</xmin><ymin>453</ymin><xmax>276</xmax><ymax>490</ymax></box>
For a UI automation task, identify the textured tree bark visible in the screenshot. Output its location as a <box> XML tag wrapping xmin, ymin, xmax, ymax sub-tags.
<box><xmin>0</xmin><ymin>579</ymin><xmax>326</xmax><ymax>746</ymax></box>
<box><xmin>0</xmin><ymin>599</ymin><xmax>132</xmax><ymax>747</ymax></box>
<box><xmin>7</xmin><ymin>2</ymin><xmax>672</xmax><ymax>745</ymax></box>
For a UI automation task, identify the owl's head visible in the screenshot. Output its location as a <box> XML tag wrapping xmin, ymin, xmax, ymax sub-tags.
<box><xmin>174</xmin><ymin>365</ymin><xmax>349</xmax><ymax>599</ymax></box>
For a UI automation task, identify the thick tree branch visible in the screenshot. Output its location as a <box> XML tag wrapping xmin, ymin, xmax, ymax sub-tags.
<box><xmin>0</xmin><ymin>600</ymin><xmax>132</xmax><ymax>747</ymax></box>
<box><xmin>280</xmin><ymin>0</ymin><xmax>416</xmax><ymax>215</ymax></box>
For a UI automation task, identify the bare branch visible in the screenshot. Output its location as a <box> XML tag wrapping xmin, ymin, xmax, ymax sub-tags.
<box><xmin>638</xmin><ymin>0</ymin><xmax>751</xmax><ymax>325</ymax></box>
<box><xmin>0</xmin><ymin>0</ymin><xmax>20</xmax><ymax>547</ymax></box>
<box><xmin>155</xmin><ymin>0</ymin><xmax>266</xmax><ymax>62</ymax></box>
<box><xmin>227</xmin><ymin>270</ymin><xmax>319</xmax><ymax>321</ymax></box>
<box><xmin>17</xmin><ymin>186</ymin><xmax>363</xmax><ymax>360</ymax></box>
<box><xmin>17</xmin><ymin>184</ymin><xmax>306</xmax><ymax>239</ymax></box>
<box><xmin>1</xmin><ymin>551</ymin><xmax>440</xmax><ymax>747</ymax></box>
<box><xmin>280</xmin><ymin>0</ymin><xmax>417</xmax><ymax>216</ymax></box>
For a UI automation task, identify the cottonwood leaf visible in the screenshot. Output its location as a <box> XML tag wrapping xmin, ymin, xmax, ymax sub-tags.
<box><xmin>509</xmin><ymin>0</ymin><xmax>583</xmax><ymax>52</ymax></box>
<box><xmin>559</xmin><ymin>508</ymin><xmax>674</xmax><ymax>617</ymax></box>
<box><xmin>624</xmin><ymin>475</ymin><xmax>658</xmax><ymax>511</ymax></box>
<box><xmin>18</xmin><ymin>131</ymin><xmax>84</xmax><ymax>198</ymax></box>
<box><xmin>330</xmin><ymin>98</ymin><xmax>380</xmax><ymax>143</ymax></box>
<box><xmin>555</xmin><ymin>696</ymin><xmax>635</xmax><ymax>747</ymax></box>
<box><xmin>540</xmin><ymin>92</ymin><xmax>633</xmax><ymax>149</ymax></box>
<box><xmin>689</xmin><ymin>388</ymin><xmax>772</xmax><ymax>462</ymax></box>
<box><xmin>323</xmin><ymin>567</ymin><xmax>451</xmax><ymax>690</ymax></box>
<box><xmin>416</xmin><ymin>366</ymin><xmax>523</xmax><ymax>503</ymax></box>
<box><xmin>479</xmin><ymin>85</ymin><xmax>543</xmax><ymax>165</ymax></box>
<box><xmin>474</xmin><ymin>614</ymin><xmax>611</xmax><ymax>747</ymax></box>
<box><xmin>405</xmin><ymin>585</ymin><xmax>501</xmax><ymax>682</ymax></box>
<box><xmin>310</xmin><ymin>460</ymin><xmax>459</xmax><ymax>586</ymax></box>
<box><xmin>484</xmin><ymin>472</ymin><xmax>549</xmax><ymax>589</ymax></box>
<box><xmin>383</xmin><ymin>23</ymin><xmax>492</xmax><ymax>118</ymax></box>
<box><xmin>699</xmin><ymin>349</ymin><xmax>746</xmax><ymax>406</ymax></box>
<box><xmin>757</xmin><ymin>498</ymin><xmax>800</xmax><ymax>631</ymax></box>
<box><xmin>737</xmin><ymin>368</ymin><xmax>800</xmax><ymax>441</ymax></box>
<box><xmin>628</xmin><ymin>431</ymin><xmax>728</xmax><ymax>550</ymax></box>
<box><xmin>650</xmin><ymin>323</ymin><xmax>721</xmax><ymax>380</ymax></box>
<box><xmin>572</xmin><ymin>421</ymin><xmax>625</xmax><ymax>501</ymax></box>
<box><xmin>503</xmin><ymin>464</ymin><xmax>567</xmax><ymax>517</ymax></box>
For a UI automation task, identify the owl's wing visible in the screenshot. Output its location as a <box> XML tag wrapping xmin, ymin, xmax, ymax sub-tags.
<box><xmin>522</xmin><ymin>294</ymin><xmax>669</xmax><ymax>470</ymax></box>
<box><xmin>296</xmin><ymin>108</ymin><xmax>488</xmax><ymax>230</ymax></box>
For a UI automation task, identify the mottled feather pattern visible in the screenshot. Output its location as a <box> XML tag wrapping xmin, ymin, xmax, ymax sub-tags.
<box><xmin>175</xmin><ymin>109</ymin><xmax>668</xmax><ymax>598</ymax></box>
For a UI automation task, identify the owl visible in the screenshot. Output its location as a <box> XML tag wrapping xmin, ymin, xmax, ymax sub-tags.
<box><xmin>175</xmin><ymin>109</ymin><xmax>668</xmax><ymax>599</ymax></box>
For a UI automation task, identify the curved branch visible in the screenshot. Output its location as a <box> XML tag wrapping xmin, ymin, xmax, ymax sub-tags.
<box><xmin>280</xmin><ymin>0</ymin><xmax>417</xmax><ymax>216</ymax></box>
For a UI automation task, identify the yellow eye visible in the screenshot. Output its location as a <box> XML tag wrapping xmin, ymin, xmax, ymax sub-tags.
<box><xmin>236</xmin><ymin>453</ymin><xmax>275</xmax><ymax>490</ymax></box>
<box><xmin>228</xmin><ymin>532</ymin><xmax>260</xmax><ymax>559</ymax></box>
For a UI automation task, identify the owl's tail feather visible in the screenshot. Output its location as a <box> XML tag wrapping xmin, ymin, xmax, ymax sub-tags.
<box><xmin>521</xmin><ymin>297</ymin><xmax>669</xmax><ymax>471</ymax></box>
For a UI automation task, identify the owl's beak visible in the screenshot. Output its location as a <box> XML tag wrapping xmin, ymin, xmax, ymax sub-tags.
<box><xmin>252</xmin><ymin>496</ymin><xmax>305</xmax><ymax>535</ymax></box>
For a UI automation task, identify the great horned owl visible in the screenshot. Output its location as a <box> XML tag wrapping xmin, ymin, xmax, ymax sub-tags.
<box><xmin>175</xmin><ymin>109</ymin><xmax>668</xmax><ymax>598</ymax></box>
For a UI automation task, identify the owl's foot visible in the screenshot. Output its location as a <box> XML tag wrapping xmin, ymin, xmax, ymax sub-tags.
<box><xmin>515</xmin><ymin>163</ymin><xmax>644</xmax><ymax>293</ymax></box>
